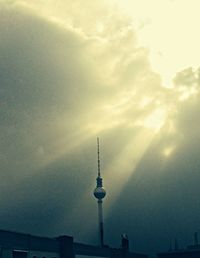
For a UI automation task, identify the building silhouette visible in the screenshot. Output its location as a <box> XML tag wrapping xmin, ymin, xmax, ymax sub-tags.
<box><xmin>157</xmin><ymin>233</ymin><xmax>200</xmax><ymax>258</ymax></box>
<box><xmin>0</xmin><ymin>229</ymin><xmax>148</xmax><ymax>258</ymax></box>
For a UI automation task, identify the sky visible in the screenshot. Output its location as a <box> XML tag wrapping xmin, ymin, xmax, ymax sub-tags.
<box><xmin>0</xmin><ymin>0</ymin><xmax>200</xmax><ymax>256</ymax></box>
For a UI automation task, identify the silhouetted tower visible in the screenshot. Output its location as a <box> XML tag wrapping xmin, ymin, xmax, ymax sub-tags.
<box><xmin>93</xmin><ymin>138</ymin><xmax>106</xmax><ymax>247</ymax></box>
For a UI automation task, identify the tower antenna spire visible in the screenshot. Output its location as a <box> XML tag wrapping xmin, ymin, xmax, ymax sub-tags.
<box><xmin>97</xmin><ymin>137</ymin><xmax>101</xmax><ymax>177</ymax></box>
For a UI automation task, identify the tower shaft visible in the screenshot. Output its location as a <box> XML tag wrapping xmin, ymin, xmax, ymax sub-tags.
<box><xmin>98</xmin><ymin>199</ymin><xmax>104</xmax><ymax>247</ymax></box>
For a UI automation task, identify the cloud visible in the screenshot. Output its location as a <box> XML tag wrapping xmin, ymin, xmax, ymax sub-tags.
<box><xmin>173</xmin><ymin>67</ymin><xmax>198</xmax><ymax>87</ymax></box>
<box><xmin>0</xmin><ymin>0</ymin><xmax>165</xmax><ymax>174</ymax></box>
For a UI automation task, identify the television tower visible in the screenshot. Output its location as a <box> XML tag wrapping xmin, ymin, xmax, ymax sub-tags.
<box><xmin>93</xmin><ymin>138</ymin><xmax>106</xmax><ymax>247</ymax></box>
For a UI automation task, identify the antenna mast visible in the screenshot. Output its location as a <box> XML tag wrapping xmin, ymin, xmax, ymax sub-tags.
<box><xmin>97</xmin><ymin>137</ymin><xmax>101</xmax><ymax>177</ymax></box>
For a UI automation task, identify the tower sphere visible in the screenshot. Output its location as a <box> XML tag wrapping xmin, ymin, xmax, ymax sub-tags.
<box><xmin>94</xmin><ymin>187</ymin><xmax>106</xmax><ymax>199</ymax></box>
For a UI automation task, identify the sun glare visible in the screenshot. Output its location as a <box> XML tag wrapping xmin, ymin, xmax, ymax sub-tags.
<box><xmin>136</xmin><ymin>108</ymin><xmax>167</xmax><ymax>132</ymax></box>
<box><xmin>111</xmin><ymin>0</ymin><xmax>200</xmax><ymax>87</ymax></box>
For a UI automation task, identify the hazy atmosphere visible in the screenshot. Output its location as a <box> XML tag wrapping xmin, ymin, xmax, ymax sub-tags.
<box><xmin>1</xmin><ymin>0</ymin><xmax>200</xmax><ymax>256</ymax></box>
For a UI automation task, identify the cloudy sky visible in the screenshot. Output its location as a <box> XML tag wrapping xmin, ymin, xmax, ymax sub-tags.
<box><xmin>1</xmin><ymin>0</ymin><xmax>200</xmax><ymax>256</ymax></box>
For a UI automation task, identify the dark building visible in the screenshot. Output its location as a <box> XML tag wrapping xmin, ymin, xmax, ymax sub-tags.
<box><xmin>157</xmin><ymin>233</ymin><xmax>200</xmax><ymax>258</ymax></box>
<box><xmin>0</xmin><ymin>229</ymin><xmax>148</xmax><ymax>258</ymax></box>
<box><xmin>157</xmin><ymin>248</ymin><xmax>200</xmax><ymax>258</ymax></box>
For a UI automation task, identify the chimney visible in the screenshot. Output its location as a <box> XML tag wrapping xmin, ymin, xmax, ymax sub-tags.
<box><xmin>121</xmin><ymin>234</ymin><xmax>129</xmax><ymax>251</ymax></box>
<box><xmin>194</xmin><ymin>232</ymin><xmax>198</xmax><ymax>246</ymax></box>
<box><xmin>174</xmin><ymin>238</ymin><xmax>179</xmax><ymax>251</ymax></box>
